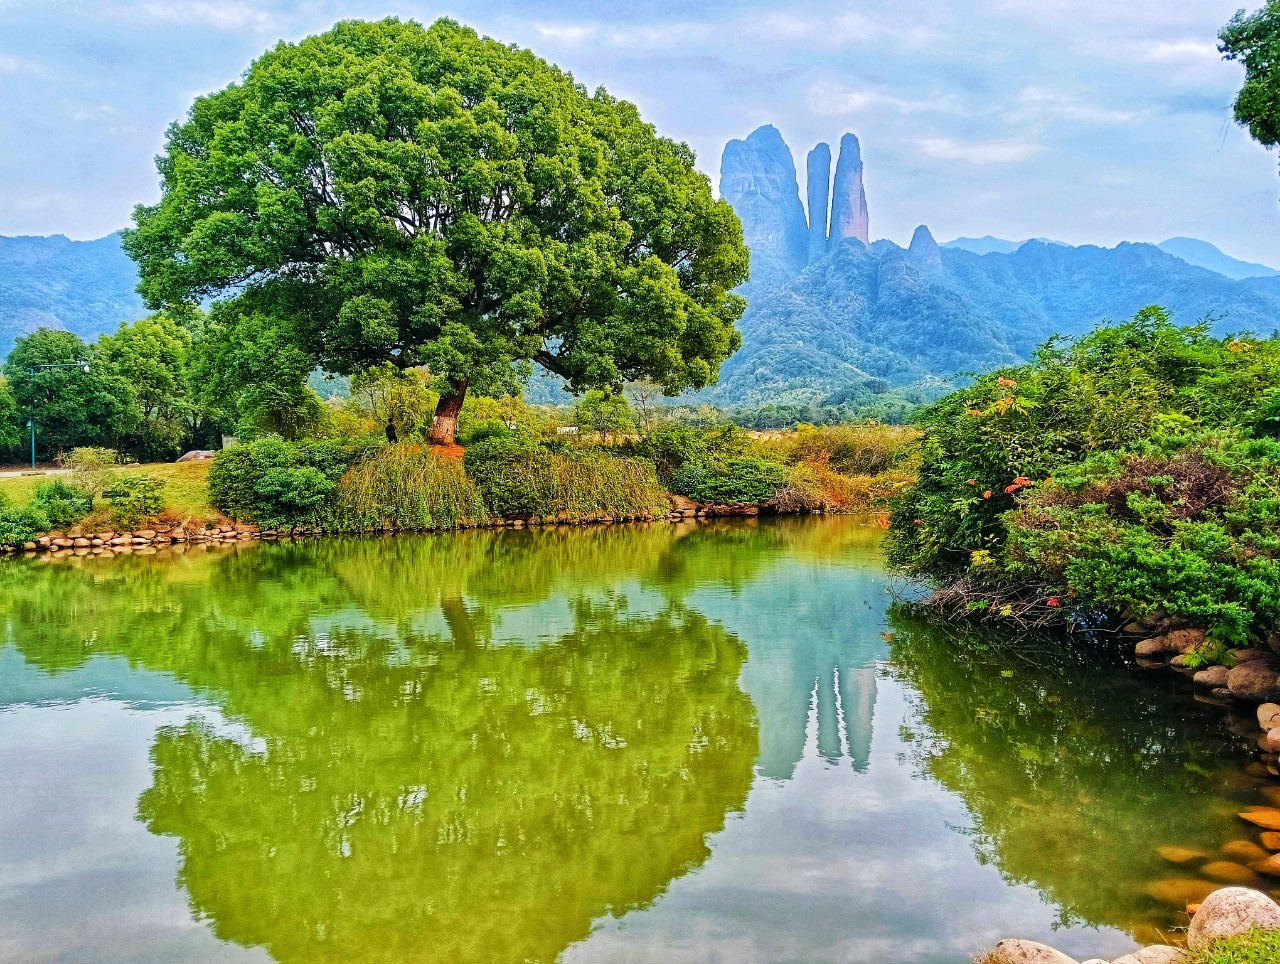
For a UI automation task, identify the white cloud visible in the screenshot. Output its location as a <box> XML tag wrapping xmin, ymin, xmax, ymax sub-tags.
<box><xmin>915</xmin><ymin>135</ymin><xmax>1044</xmax><ymax>165</ymax></box>
<box><xmin>137</xmin><ymin>1</ymin><xmax>274</xmax><ymax>31</ymax></box>
<box><xmin>0</xmin><ymin>52</ymin><xmax>49</xmax><ymax>76</ymax></box>
<box><xmin>1142</xmin><ymin>39</ymin><xmax>1222</xmax><ymax>64</ymax></box>
<box><xmin>1014</xmin><ymin>87</ymin><xmax>1149</xmax><ymax>125</ymax></box>
<box><xmin>533</xmin><ymin>23</ymin><xmax>599</xmax><ymax>47</ymax></box>
<box><xmin>807</xmin><ymin>81</ymin><xmax>970</xmax><ymax>117</ymax></box>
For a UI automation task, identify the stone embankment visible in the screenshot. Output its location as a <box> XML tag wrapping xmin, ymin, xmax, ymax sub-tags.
<box><xmin>1126</xmin><ymin>614</ymin><xmax>1280</xmax><ymax>710</ymax></box>
<box><xmin>981</xmin><ymin>887</ymin><xmax>1280</xmax><ymax>963</ymax></box>
<box><xmin>1</xmin><ymin>497</ymin><xmax>800</xmax><ymax>558</ymax></box>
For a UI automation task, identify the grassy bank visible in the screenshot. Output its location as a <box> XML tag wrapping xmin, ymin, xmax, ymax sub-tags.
<box><xmin>0</xmin><ymin>421</ymin><xmax>919</xmax><ymax>547</ymax></box>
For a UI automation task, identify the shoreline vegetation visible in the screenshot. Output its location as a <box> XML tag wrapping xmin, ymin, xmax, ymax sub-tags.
<box><xmin>0</xmin><ymin>420</ymin><xmax>919</xmax><ymax>555</ymax></box>
<box><xmin>884</xmin><ymin>308</ymin><xmax>1280</xmax><ymax>706</ymax></box>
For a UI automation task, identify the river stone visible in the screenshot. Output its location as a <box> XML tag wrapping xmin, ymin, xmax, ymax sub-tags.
<box><xmin>1254</xmin><ymin>853</ymin><xmax>1280</xmax><ymax>877</ymax></box>
<box><xmin>1135</xmin><ymin>638</ymin><xmax>1168</xmax><ymax>658</ymax></box>
<box><xmin>1222</xmin><ymin>840</ymin><xmax>1271</xmax><ymax>863</ymax></box>
<box><xmin>1260</xmin><ymin>832</ymin><xmax>1280</xmax><ymax>851</ymax></box>
<box><xmin>1201</xmin><ymin>860</ymin><xmax>1259</xmax><ymax>884</ymax></box>
<box><xmin>1194</xmin><ymin>665</ymin><xmax>1229</xmax><ymax>687</ymax></box>
<box><xmin>1260</xmin><ymin>704</ymin><xmax>1280</xmax><ymax>730</ymax></box>
<box><xmin>1157</xmin><ymin>845</ymin><xmax>1207</xmax><ymax>865</ymax></box>
<box><xmin>1240</xmin><ymin>808</ymin><xmax>1280</xmax><ymax>831</ymax></box>
<box><xmin>1233</xmin><ymin>648</ymin><xmax>1269</xmax><ymax>664</ymax></box>
<box><xmin>1187</xmin><ymin>886</ymin><xmax>1280</xmax><ymax>951</ymax></box>
<box><xmin>1228</xmin><ymin>660</ymin><xmax>1280</xmax><ymax>702</ymax></box>
<box><xmin>1111</xmin><ymin>947</ymin><xmax>1188</xmax><ymax>964</ymax></box>
<box><xmin>1145</xmin><ymin>878</ymin><xmax>1218</xmax><ymax>907</ymax></box>
<box><xmin>980</xmin><ymin>939</ymin><xmax>1079</xmax><ymax>964</ymax></box>
<box><xmin>1163</xmin><ymin>628</ymin><xmax>1206</xmax><ymax>654</ymax></box>
<box><xmin>1265</xmin><ymin>727</ymin><xmax>1280</xmax><ymax>754</ymax></box>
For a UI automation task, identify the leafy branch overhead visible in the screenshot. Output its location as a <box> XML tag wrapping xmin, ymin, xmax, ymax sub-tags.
<box><xmin>123</xmin><ymin>17</ymin><xmax>749</xmax><ymax>444</ymax></box>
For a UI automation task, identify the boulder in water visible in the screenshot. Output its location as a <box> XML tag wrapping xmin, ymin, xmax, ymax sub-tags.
<box><xmin>1111</xmin><ymin>947</ymin><xmax>1187</xmax><ymax>964</ymax></box>
<box><xmin>979</xmin><ymin>939</ymin><xmax>1079</xmax><ymax>964</ymax></box>
<box><xmin>1186</xmin><ymin>886</ymin><xmax>1280</xmax><ymax>951</ymax></box>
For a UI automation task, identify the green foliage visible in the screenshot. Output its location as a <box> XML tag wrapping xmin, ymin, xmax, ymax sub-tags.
<box><xmin>1192</xmin><ymin>928</ymin><xmax>1280</xmax><ymax>964</ymax></box>
<box><xmin>572</xmin><ymin>390</ymin><xmax>634</xmax><ymax>436</ymax></box>
<box><xmin>31</xmin><ymin>480</ymin><xmax>94</xmax><ymax>528</ymax></box>
<box><xmin>125</xmin><ymin>16</ymin><xmax>749</xmax><ymax>444</ymax></box>
<box><xmin>3</xmin><ymin>329</ymin><xmax>132</xmax><ymax>457</ymax></box>
<box><xmin>1221</xmin><ymin>3</ymin><xmax>1280</xmax><ymax>150</ymax></box>
<box><xmin>0</xmin><ymin>496</ymin><xmax>48</xmax><ymax>546</ymax></box>
<box><xmin>334</xmin><ymin>444</ymin><xmax>489</xmax><ymax>531</ymax></box>
<box><xmin>0</xmin><ymin>377</ymin><xmax>22</xmax><ymax>455</ymax></box>
<box><xmin>465</xmin><ymin>435</ymin><xmax>667</xmax><ymax>519</ymax></box>
<box><xmin>671</xmin><ymin>456</ymin><xmax>788</xmax><ymax>506</ymax></box>
<box><xmin>208</xmin><ymin>437</ymin><xmax>362</xmax><ymax>528</ymax></box>
<box><xmin>348</xmin><ymin>363</ymin><xmax>435</xmax><ymax>442</ymax></box>
<box><xmin>632</xmin><ymin>422</ymin><xmax>755</xmax><ymax>482</ymax></box>
<box><xmin>887</xmin><ymin>309</ymin><xmax>1280</xmax><ymax>644</ymax></box>
<box><xmin>105</xmin><ymin>473</ymin><xmax>167</xmax><ymax>529</ymax></box>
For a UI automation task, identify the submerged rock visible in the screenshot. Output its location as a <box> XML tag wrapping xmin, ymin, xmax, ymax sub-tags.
<box><xmin>1186</xmin><ymin>886</ymin><xmax>1280</xmax><ymax>951</ymax></box>
<box><xmin>1145</xmin><ymin>878</ymin><xmax>1217</xmax><ymax>907</ymax></box>
<box><xmin>1157</xmin><ymin>845</ymin><xmax>1207</xmax><ymax>865</ymax></box>
<box><xmin>1201</xmin><ymin>860</ymin><xmax>1259</xmax><ymax>885</ymax></box>
<box><xmin>1240</xmin><ymin>808</ymin><xmax>1280</xmax><ymax>831</ymax></box>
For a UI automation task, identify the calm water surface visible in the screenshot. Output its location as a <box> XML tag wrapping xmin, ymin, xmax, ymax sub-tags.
<box><xmin>0</xmin><ymin>517</ymin><xmax>1271</xmax><ymax>963</ymax></box>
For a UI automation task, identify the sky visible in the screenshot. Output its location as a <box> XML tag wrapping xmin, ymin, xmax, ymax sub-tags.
<box><xmin>2</xmin><ymin>0</ymin><xmax>1279</xmax><ymax>266</ymax></box>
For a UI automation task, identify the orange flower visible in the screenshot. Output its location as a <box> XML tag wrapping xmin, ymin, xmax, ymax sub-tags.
<box><xmin>967</xmin><ymin>479</ymin><xmax>976</xmax><ymax>485</ymax></box>
<box><xmin>983</xmin><ymin>490</ymin><xmax>992</xmax><ymax>499</ymax></box>
<box><xmin>1046</xmin><ymin>597</ymin><xmax>1060</xmax><ymax>608</ymax></box>
<box><xmin>967</xmin><ymin>409</ymin><xmax>983</xmax><ymax>417</ymax></box>
<box><xmin>997</xmin><ymin>377</ymin><xmax>1018</xmax><ymax>388</ymax></box>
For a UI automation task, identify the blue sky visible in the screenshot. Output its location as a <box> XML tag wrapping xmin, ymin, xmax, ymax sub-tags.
<box><xmin>2</xmin><ymin>0</ymin><xmax>1279</xmax><ymax>265</ymax></box>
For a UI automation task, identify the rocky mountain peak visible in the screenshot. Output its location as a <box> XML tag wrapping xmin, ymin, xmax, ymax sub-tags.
<box><xmin>719</xmin><ymin>125</ymin><xmax>809</xmax><ymax>282</ymax></box>
<box><xmin>908</xmin><ymin>225</ymin><xmax>942</xmax><ymax>270</ymax></box>
<box><xmin>829</xmin><ymin>133</ymin><xmax>869</xmax><ymax>250</ymax></box>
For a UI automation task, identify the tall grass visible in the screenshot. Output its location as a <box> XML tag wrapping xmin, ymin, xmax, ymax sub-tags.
<box><xmin>764</xmin><ymin>424</ymin><xmax>920</xmax><ymax>476</ymax></box>
<box><xmin>469</xmin><ymin>449</ymin><xmax>670</xmax><ymax>520</ymax></box>
<box><xmin>334</xmin><ymin>445</ymin><xmax>489</xmax><ymax>531</ymax></box>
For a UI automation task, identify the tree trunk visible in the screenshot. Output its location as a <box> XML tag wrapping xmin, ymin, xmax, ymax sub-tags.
<box><xmin>428</xmin><ymin>379</ymin><xmax>468</xmax><ymax>446</ymax></box>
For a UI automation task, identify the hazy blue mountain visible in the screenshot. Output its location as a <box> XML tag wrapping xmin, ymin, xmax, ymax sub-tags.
<box><xmin>941</xmin><ymin>235</ymin><xmax>1067</xmax><ymax>254</ymax></box>
<box><xmin>0</xmin><ymin>232</ymin><xmax>145</xmax><ymax>357</ymax></box>
<box><xmin>1157</xmin><ymin>237</ymin><xmax>1279</xmax><ymax>280</ymax></box>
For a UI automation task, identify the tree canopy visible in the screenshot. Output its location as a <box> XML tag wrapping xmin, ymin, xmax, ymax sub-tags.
<box><xmin>1221</xmin><ymin>3</ymin><xmax>1280</xmax><ymax>150</ymax></box>
<box><xmin>124</xmin><ymin>17</ymin><xmax>749</xmax><ymax>444</ymax></box>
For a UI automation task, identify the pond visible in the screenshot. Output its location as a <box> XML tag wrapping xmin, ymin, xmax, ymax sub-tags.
<box><xmin>0</xmin><ymin>517</ymin><xmax>1273</xmax><ymax>963</ymax></box>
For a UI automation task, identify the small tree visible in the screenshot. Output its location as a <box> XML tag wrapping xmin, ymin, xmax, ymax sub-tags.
<box><xmin>573</xmin><ymin>389</ymin><xmax>634</xmax><ymax>440</ymax></box>
<box><xmin>124</xmin><ymin>18</ymin><xmax>749</xmax><ymax>446</ymax></box>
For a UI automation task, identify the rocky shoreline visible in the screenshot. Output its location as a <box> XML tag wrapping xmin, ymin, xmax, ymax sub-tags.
<box><xmin>0</xmin><ymin>496</ymin><xmax>825</xmax><ymax>559</ymax></box>
<box><xmin>1127</xmin><ymin>615</ymin><xmax>1280</xmax><ymax>717</ymax></box>
<box><xmin>982</xmin><ymin>887</ymin><xmax>1280</xmax><ymax>962</ymax></box>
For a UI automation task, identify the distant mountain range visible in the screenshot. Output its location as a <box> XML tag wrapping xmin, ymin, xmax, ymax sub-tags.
<box><xmin>0</xmin><ymin>232</ymin><xmax>144</xmax><ymax>357</ymax></box>
<box><xmin>944</xmin><ymin>234</ymin><xmax>1279</xmax><ymax>280</ymax></box>
<box><xmin>711</xmin><ymin>125</ymin><xmax>1280</xmax><ymax>406</ymax></box>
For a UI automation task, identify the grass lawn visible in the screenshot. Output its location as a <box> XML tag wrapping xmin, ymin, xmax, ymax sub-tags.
<box><xmin>0</xmin><ymin>460</ymin><xmax>214</xmax><ymax>521</ymax></box>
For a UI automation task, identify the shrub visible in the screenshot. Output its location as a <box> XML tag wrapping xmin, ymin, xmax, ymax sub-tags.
<box><xmin>886</xmin><ymin>309</ymin><xmax>1280</xmax><ymax>645</ymax></box>
<box><xmin>632</xmin><ymin>423</ymin><xmax>756</xmax><ymax>482</ymax></box>
<box><xmin>335</xmin><ymin>444</ymin><xmax>488</xmax><ymax>530</ymax></box>
<box><xmin>32</xmin><ymin>479</ymin><xmax>94</xmax><ymax>527</ymax></box>
<box><xmin>671</xmin><ymin>456</ymin><xmax>787</xmax><ymax>505</ymax></box>
<box><xmin>466</xmin><ymin>435</ymin><xmax>667</xmax><ymax>519</ymax></box>
<box><xmin>208</xmin><ymin>436</ymin><xmax>366</xmax><ymax>527</ymax></box>
<box><xmin>61</xmin><ymin>447</ymin><xmax>119</xmax><ymax>496</ymax></box>
<box><xmin>0</xmin><ymin>497</ymin><xmax>49</xmax><ymax>547</ymax></box>
<box><xmin>105</xmin><ymin>474</ymin><xmax>167</xmax><ymax>529</ymax></box>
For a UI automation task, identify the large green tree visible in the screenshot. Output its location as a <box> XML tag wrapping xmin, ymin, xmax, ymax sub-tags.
<box><xmin>124</xmin><ymin>17</ymin><xmax>748</xmax><ymax>446</ymax></box>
